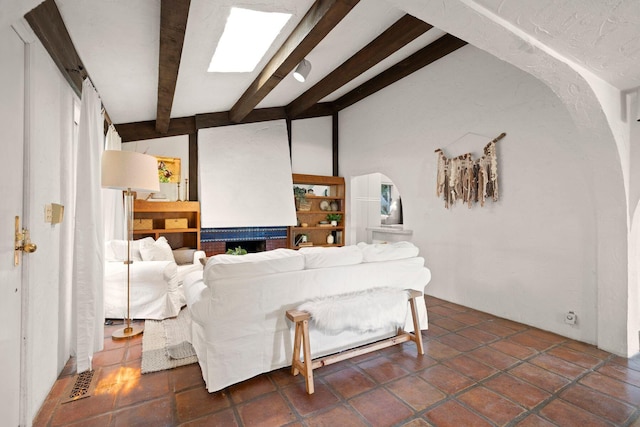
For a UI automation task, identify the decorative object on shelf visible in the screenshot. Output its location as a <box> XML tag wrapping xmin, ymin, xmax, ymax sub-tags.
<box><xmin>165</xmin><ymin>218</ymin><xmax>188</xmax><ymax>229</ymax></box>
<box><xmin>330</xmin><ymin>201</ymin><xmax>339</xmax><ymax>211</ymax></box>
<box><xmin>185</xmin><ymin>178</ymin><xmax>189</xmax><ymax>201</ymax></box>
<box><xmin>294</xmin><ymin>186</ymin><xmax>311</xmax><ymax>211</ymax></box>
<box><xmin>226</xmin><ymin>246</ymin><xmax>247</xmax><ymax>255</ymax></box>
<box><xmin>326</xmin><ymin>234</ymin><xmax>334</xmax><ymax>244</ymax></box>
<box><xmin>319</xmin><ymin>200</ymin><xmax>330</xmax><ymax>211</ymax></box>
<box><xmin>176</xmin><ymin>181</ymin><xmax>182</xmax><ymax>201</ymax></box>
<box><xmin>435</xmin><ymin>132</ymin><xmax>505</xmax><ymax>209</ymax></box>
<box><xmin>294</xmin><ymin>233</ymin><xmax>309</xmax><ymax>246</ymax></box>
<box><xmin>326</xmin><ymin>213</ymin><xmax>342</xmax><ymax>226</ymax></box>
<box><xmin>101</xmin><ymin>150</ymin><xmax>160</xmax><ymax>340</ymax></box>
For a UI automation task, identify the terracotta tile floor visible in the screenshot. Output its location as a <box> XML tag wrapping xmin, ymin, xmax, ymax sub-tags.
<box><xmin>34</xmin><ymin>296</ymin><xmax>640</xmax><ymax>426</ymax></box>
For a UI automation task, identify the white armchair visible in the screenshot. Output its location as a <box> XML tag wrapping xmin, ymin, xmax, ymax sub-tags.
<box><xmin>104</xmin><ymin>237</ymin><xmax>204</xmax><ymax>320</ymax></box>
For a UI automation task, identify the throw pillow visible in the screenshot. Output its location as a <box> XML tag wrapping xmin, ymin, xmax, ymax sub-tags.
<box><xmin>140</xmin><ymin>236</ymin><xmax>175</xmax><ymax>262</ymax></box>
<box><xmin>172</xmin><ymin>248</ymin><xmax>196</xmax><ymax>265</ymax></box>
<box><xmin>109</xmin><ymin>237</ymin><xmax>154</xmax><ymax>262</ymax></box>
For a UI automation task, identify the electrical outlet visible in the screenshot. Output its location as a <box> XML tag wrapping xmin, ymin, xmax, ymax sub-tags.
<box><xmin>45</xmin><ymin>204</ymin><xmax>52</xmax><ymax>223</ymax></box>
<box><xmin>564</xmin><ymin>311</ymin><xmax>576</xmax><ymax>325</ymax></box>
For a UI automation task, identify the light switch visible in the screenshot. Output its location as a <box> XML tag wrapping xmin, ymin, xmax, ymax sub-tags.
<box><xmin>45</xmin><ymin>204</ymin><xmax>52</xmax><ymax>223</ymax></box>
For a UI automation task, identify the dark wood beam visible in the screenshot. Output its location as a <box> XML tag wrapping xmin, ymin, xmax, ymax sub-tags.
<box><xmin>196</xmin><ymin>107</ymin><xmax>287</xmax><ymax>129</ymax></box>
<box><xmin>291</xmin><ymin>102</ymin><xmax>335</xmax><ymax>119</ymax></box>
<box><xmin>116</xmin><ymin>117</ymin><xmax>196</xmax><ymax>142</ymax></box>
<box><xmin>156</xmin><ymin>0</ymin><xmax>191</xmax><ymax>134</ymax></box>
<box><xmin>286</xmin><ymin>14</ymin><xmax>432</xmax><ymax>118</ymax></box>
<box><xmin>25</xmin><ymin>0</ymin><xmax>87</xmax><ymax>97</ymax></box>
<box><xmin>286</xmin><ymin>117</ymin><xmax>293</xmax><ymax>160</ymax></box>
<box><xmin>333</xmin><ymin>33</ymin><xmax>467</xmax><ymax>111</ymax></box>
<box><xmin>188</xmin><ymin>133</ymin><xmax>198</xmax><ymax>201</ymax></box>
<box><xmin>332</xmin><ymin>112</ymin><xmax>339</xmax><ymax>176</ymax></box>
<box><xmin>229</xmin><ymin>0</ymin><xmax>360</xmax><ymax>123</ymax></box>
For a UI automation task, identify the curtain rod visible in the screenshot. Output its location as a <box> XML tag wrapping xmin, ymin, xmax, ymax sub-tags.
<box><xmin>434</xmin><ymin>132</ymin><xmax>506</xmax><ymax>153</ymax></box>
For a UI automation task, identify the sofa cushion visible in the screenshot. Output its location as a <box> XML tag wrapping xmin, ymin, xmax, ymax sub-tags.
<box><xmin>204</xmin><ymin>248</ymin><xmax>304</xmax><ymax>282</ymax></box>
<box><xmin>299</xmin><ymin>245</ymin><xmax>363</xmax><ymax>269</ymax></box>
<box><xmin>357</xmin><ymin>241</ymin><xmax>419</xmax><ymax>262</ymax></box>
<box><xmin>107</xmin><ymin>237</ymin><xmax>154</xmax><ymax>262</ymax></box>
<box><xmin>140</xmin><ymin>236</ymin><xmax>175</xmax><ymax>262</ymax></box>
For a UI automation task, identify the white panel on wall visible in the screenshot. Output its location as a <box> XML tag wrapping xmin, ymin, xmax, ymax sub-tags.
<box><xmin>291</xmin><ymin>116</ymin><xmax>332</xmax><ymax>175</ymax></box>
<box><xmin>198</xmin><ymin>120</ymin><xmax>296</xmax><ymax>227</ymax></box>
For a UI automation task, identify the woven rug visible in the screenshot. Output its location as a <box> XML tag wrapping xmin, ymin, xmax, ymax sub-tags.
<box><xmin>141</xmin><ymin>308</ymin><xmax>198</xmax><ymax>374</ymax></box>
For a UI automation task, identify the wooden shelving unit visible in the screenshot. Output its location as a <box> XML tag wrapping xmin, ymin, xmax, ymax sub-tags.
<box><xmin>288</xmin><ymin>174</ymin><xmax>345</xmax><ymax>249</ymax></box>
<box><xmin>133</xmin><ymin>200</ymin><xmax>201</xmax><ymax>249</ymax></box>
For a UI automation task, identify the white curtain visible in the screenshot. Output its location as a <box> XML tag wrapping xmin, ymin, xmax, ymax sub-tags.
<box><xmin>103</xmin><ymin>124</ymin><xmax>124</xmax><ymax>241</ymax></box>
<box><xmin>73</xmin><ymin>79</ymin><xmax>105</xmax><ymax>372</ymax></box>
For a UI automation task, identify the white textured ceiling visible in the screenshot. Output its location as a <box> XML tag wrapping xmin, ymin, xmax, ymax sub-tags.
<box><xmin>474</xmin><ymin>0</ymin><xmax>640</xmax><ymax>91</ymax></box>
<box><xmin>20</xmin><ymin>0</ymin><xmax>640</xmax><ymax>123</ymax></box>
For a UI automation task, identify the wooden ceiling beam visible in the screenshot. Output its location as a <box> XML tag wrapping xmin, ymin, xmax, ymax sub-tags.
<box><xmin>156</xmin><ymin>0</ymin><xmax>191</xmax><ymax>134</ymax></box>
<box><xmin>229</xmin><ymin>0</ymin><xmax>360</xmax><ymax>123</ymax></box>
<box><xmin>332</xmin><ymin>33</ymin><xmax>467</xmax><ymax>111</ymax></box>
<box><xmin>24</xmin><ymin>0</ymin><xmax>87</xmax><ymax>97</ymax></box>
<box><xmin>196</xmin><ymin>107</ymin><xmax>288</xmax><ymax>130</ymax></box>
<box><xmin>116</xmin><ymin>117</ymin><xmax>196</xmax><ymax>142</ymax></box>
<box><xmin>286</xmin><ymin>14</ymin><xmax>432</xmax><ymax>119</ymax></box>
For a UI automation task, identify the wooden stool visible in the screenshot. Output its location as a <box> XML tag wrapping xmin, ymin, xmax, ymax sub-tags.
<box><xmin>286</xmin><ymin>289</ymin><xmax>424</xmax><ymax>394</ymax></box>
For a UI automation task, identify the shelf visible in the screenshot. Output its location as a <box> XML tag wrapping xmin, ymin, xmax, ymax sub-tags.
<box><xmin>291</xmin><ymin>226</ymin><xmax>344</xmax><ymax>231</ymax></box>
<box><xmin>304</xmin><ymin>195</ymin><xmax>342</xmax><ymax>200</ymax></box>
<box><xmin>133</xmin><ymin>200</ymin><xmax>201</xmax><ymax>250</ymax></box>
<box><xmin>289</xmin><ymin>174</ymin><xmax>346</xmax><ymax>249</ymax></box>
<box><xmin>133</xmin><ymin>228</ymin><xmax>199</xmax><ymax>234</ymax></box>
<box><xmin>294</xmin><ymin>244</ymin><xmax>343</xmax><ymax>249</ymax></box>
<box><xmin>296</xmin><ymin>210</ymin><xmax>344</xmax><ymax>215</ymax></box>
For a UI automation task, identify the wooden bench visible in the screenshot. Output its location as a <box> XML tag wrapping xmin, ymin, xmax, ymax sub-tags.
<box><xmin>286</xmin><ymin>289</ymin><xmax>424</xmax><ymax>394</ymax></box>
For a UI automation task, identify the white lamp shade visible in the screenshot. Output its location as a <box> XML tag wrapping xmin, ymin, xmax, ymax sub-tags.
<box><xmin>101</xmin><ymin>150</ymin><xmax>161</xmax><ymax>192</ymax></box>
<box><xmin>293</xmin><ymin>58</ymin><xmax>311</xmax><ymax>82</ymax></box>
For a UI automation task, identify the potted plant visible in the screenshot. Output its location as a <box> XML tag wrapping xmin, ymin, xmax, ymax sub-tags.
<box><xmin>326</xmin><ymin>213</ymin><xmax>342</xmax><ymax>226</ymax></box>
<box><xmin>226</xmin><ymin>246</ymin><xmax>247</xmax><ymax>255</ymax></box>
<box><xmin>293</xmin><ymin>186</ymin><xmax>310</xmax><ymax>210</ymax></box>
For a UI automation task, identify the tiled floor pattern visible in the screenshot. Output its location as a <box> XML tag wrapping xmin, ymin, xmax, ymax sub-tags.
<box><xmin>34</xmin><ymin>296</ymin><xmax>640</xmax><ymax>426</ymax></box>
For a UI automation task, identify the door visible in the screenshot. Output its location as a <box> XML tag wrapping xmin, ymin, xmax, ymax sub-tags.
<box><xmin>0</xmin><ymin>26</ymin><xmax>26</xmax><ymax>425</ymax></box>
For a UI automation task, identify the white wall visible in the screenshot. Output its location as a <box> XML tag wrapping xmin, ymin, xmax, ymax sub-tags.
<box><xmin>124</xmin><ymin>135</ymin><xmax>189</xmax><ymax>200</ymax></box>
<box><xmin>291</xmin><ymin>116</ymin><xmax>333</xmax><ymax>175</ymax></box>
<box><xmin>341</xmin><ymin>45</ymin><xmax>601</xmax><ymax>345</ymax></box>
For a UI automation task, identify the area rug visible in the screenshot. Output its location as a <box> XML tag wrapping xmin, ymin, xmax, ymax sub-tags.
<box><xmin>141</xmin><ymin>308</ymin><xmax>198</xmax><ymax>374</ymax></box>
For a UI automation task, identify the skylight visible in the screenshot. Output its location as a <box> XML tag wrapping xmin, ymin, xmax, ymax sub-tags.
<box><xmin>208</xmin><ymin>7</ymin><xmax>291</xmax><ymax>73</ymax></box>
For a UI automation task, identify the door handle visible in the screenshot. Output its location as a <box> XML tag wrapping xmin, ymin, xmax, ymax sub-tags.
<box><xmin>14</xmin><ymin>216</ymin><xmax>37</xmax><ymax>266</ymax></box>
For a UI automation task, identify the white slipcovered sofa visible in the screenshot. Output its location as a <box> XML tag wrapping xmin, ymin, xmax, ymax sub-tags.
<box><xmin>183</xmin><ymin>241</ymin><xmax>431</xmax><ymax>392</ymax></box>
<box><xmin>104</xmin><ymin>237</ymin><xmax>205</xmax><ymax>320</ymax></box>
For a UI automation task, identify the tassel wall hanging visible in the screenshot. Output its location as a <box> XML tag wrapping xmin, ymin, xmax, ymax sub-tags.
<box><xmin>435</xmin><ymin>132</ymin><xmax>505</xmax><ymax>208</ymax></box>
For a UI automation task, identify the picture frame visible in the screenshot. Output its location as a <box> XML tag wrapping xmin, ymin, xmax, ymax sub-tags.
<box><xmin>156</xmin><ymin>156</ymin><xmax>181</xmax><ymax>183</ymax></box>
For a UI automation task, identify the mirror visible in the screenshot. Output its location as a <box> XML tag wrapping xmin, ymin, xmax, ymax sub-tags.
<box><xmin>381</xmin><ymin>180</ymin><xmax>402</xmax><ymax>225</ymax></box>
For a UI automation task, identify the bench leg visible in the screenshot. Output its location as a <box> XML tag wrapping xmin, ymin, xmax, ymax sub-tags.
<box><xmin>289</xmin><ymin>315</ymin><xmax>315</xmax><ymax>394</ymax></box>
<box><xmin>291</xmin><ymin>321</ymin><xmax>302</xmax><ymax>376</ymax></box>
<box><xmin>301</xmin><ymin>318</ymin><xmax>314</xmax><ymax>394</ymax></box>
<box><xmin>408</xmin><ymin>297</ymin><xmax>424</xmax><ymax>355</ymax></box>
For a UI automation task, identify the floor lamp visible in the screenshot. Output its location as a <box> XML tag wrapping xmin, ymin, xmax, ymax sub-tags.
<box><xmin>101</xmin><ymin>150</ymin><xmax>160</xmax><ymax>339</ymax></box>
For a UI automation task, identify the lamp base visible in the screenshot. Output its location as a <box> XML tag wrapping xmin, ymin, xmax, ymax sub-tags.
<box><xmin>112</xmin><ymin>324</ymin><xmax>144</xmax><ymax>340</ymax></box>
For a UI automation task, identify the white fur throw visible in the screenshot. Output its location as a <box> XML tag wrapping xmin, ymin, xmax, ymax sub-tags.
<box><xmin>298</xmin><ymin>287</ymin><xmax>409</xmax><ymax>334</ymax></box>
